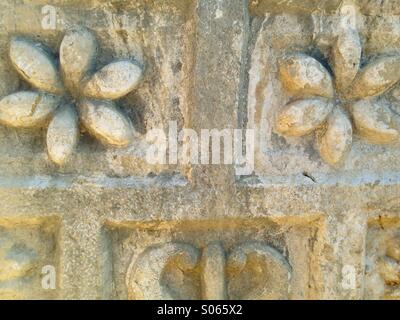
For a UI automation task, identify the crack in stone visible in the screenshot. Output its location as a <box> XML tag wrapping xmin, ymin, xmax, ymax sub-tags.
<box><xmin>303</xmin><ymin>171</ymin><xmax>317</xmax><ymax>183</ymax></box>
<box><xmin>28</xmin><ymin>94</ymin><xmax>42</xmax><ymax>117</ymax></box>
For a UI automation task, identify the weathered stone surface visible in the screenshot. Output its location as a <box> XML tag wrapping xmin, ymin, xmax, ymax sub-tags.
<box><xmin>279</xmin><ymin>54</ymin><xmax>334</xmax><ymax>99</ymax></box>
<box><xmin>83</xmin><ymin>61</ymin><xmax>143</xmax><ymax>100</ymax></box>
<box><xmin>126</xmin><ymin>243</ymin><xmax>200</xmax><ymax>300</ymax></box>
<box><xmin>379</xmin><ymin>257</ymin><xmax>400</xmax><ymax>285</ymax></box>
<box><xmin>2</xmin><ymin>27</ymin><xmax>144</xmax><ymax>166</ymax></box>
<box><xmin>201</xmin><ymin>242</ymin><xmax>227</xmax><ymax>300</ymax></box>
<box><xmin>0</xmin><ymin>57</ymin><xmax>19</xmax><ymax>98</ymax></box>
<box><xmin>9</xmin><ymin>38</ymin><xmax>64</xmax><ymax>95</ymax></box>
<box><xmin>0</xmin><ymin>91</ymin><xmax>60</xmax><ymax>128</ymax></box>
<box><xmin>386</xmin><ymin>237</ymin><xmax>400</xmax><ymax>261</ymax></box>
<box><xmin>351</xmin><ymin>99</ymin><xmax>399</xmax><ymax>144</ymax></box>
<box><xmin>332</xmin><ymin>28</ymin><xmax>361</xmax><ymax>95</ymax></box>
<box><xmin>350</xmin><ymin>56</ymin><xmax>400</xmax><ymax>100</ymax></box>
<box><xmin>0</xmin><ymin>0</ymin><xmax>400</xmax><ymax>301</ymax></box>
<box><xmin>316</xmin><ymin>108</ymin><xmax>353</xmax><ymax>166</ymax></box>
<box><xmin>60</xmin><ymin>28</ymin><xmax>98</xmax><ymax>93</ymax></box>
<box><xmin>247</xmin><ymin>1</ymin><xmax>400</xmax><ymax>175</ymax></box>
<box><xmin>275</xmin><ymin>98</ymin><xmax>334</xmax><ymax>137</ymax></box>
<box><xmin>226</xmin><ymin>242</ymin><xmax>292</xmax><ymax>300</ymax></box>
<box><xmin>365</xmin><ymin>221</ymin><xmax>400</xmax><ymax>299</ymax></box>
<box><xmin>79</xmin><ymin>99</ymin><xmax>133</xmax><ymax>147</ymax></box>
<box><xmin>107</xmin><ymin>220</ymin><xmax>314</xmax><ymax>300</ymax></box>
<box><xmin>46</xmin><ymin>103</ymin><xmax>79</xmax><ymax>165</ymax></box>
<box><xmin>0</xmin><ymin>220</ymin><xmax>58</xmax><ymax>300</ymax></box>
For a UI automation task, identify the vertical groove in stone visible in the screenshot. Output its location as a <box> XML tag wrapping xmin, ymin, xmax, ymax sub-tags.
<box><xmin>237</xmin><ymin>0</ymin><xmax>251</xmax><ymax>134</ymax></box>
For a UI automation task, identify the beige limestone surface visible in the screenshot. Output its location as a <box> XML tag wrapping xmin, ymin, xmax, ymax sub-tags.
<box><xmin>0</xmin><ymin>0</ymin><xmax>399</xmax><ymax>300</ymax></box>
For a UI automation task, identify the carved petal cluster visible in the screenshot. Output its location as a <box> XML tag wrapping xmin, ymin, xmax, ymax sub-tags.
<box><xmin>0</xmin><ymin>28</ymin><xmax>144</xmax><ymax>165</ymax></box>
<box><xmin>276</xmin><ymin>3</ymin><xmax>400</xmax><ymax>166</ymax></box>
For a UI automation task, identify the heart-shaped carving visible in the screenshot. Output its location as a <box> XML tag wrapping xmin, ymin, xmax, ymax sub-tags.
<box><xmin>126</xmin><ymin>241</ymin><xmax>291</xmax><ymax>300</ymax></box>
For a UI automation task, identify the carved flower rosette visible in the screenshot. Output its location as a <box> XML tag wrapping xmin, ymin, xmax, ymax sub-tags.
<box><xmin>274</xmin><ymin>2</ymin><xmax>400</xmax><ymax>167</ymax></box>
<box><xmin>0</xmin><ymin>28</ymin><xmax>143</xmax><ymax>165</ymax></box>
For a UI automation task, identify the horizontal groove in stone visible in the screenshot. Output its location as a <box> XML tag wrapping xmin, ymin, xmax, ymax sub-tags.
<box><xmin>239</xmin><ymin>171</ymin><xmax>400</xmax><ymax>187</ymax></box>
<box><xmin>0</xmin><ymin>174</ymin><xmax>188</xmax><ymax>189</ymax></box>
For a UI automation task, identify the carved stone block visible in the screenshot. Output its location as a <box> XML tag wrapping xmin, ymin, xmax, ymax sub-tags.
<box><xmin>0</xmin><ymin>218</ymin><xmax>58</xmax><ymax>299</ymax></box>
<box><xmin>103</xmin><ymin>218</ymin><xmax>324</xmax><ymax>299</ymax></box>
<box><xmin>365</xmin><ymin>217</ymin><xmax>400</xmax><ymax>299</ymax></box>
<box><xmin>0</xmin><ymin>0</ymin><xmax>193</xmax><ymax>177</ymax></box>
<box><xmin>246</xmin><ymin>0</ymin><xmax>400</xmax><ymax>177</ymax></box>
<box><xmin>0</xmin><ymin>0</ymin><xmax>398</xmax><ymax>301</ymax></box>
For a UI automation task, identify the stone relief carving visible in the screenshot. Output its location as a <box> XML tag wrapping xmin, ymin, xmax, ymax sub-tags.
<box><xmin>0</xmin><ymin>225</ymin><xmax>57</xmax><ymax>300</ymax></box>
<box><xmin>0</xmin><ymin>237</ymin><xmax>38</xmax><ymax>299</ymax></box>
<box><xmin>0</xmin><ymin>27</ymin><xmax>143</xmax><ymax>165</ymax></box>
<box><xmin>378</xmin><ymin>236</ymin><xmax>400</xmax><ymax>298</ymax></box>
<box><xmin>126</xmin><ymin>242</ymin><xmax>292</xmax><ymax>300</ymax></box>
<box><xmin>275</xmin><ymin>1</ymin><xmax>400</xmax><ymax>166</ymax></box>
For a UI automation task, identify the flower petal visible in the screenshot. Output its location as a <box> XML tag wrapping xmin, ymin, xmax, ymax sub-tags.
<box><xmin>351</xmin><ymin>99</ymin><xmax>399</xmax><ymax>144</ymax></box>
<box><xmin>279</xmin><ymin>53</ymin><xmax>334</xmax><ymax>98</ymax></box>
<box><xmin>79</xmin><ymin>99</ymin><xmax>133</xmax><ymax>146</ymax></box>
<box><xmin>332</xmin><ymin>28</ymin><xmax>361</xmax><ymax>96</ymax></box>
<box><xmin>9</xmin><ymin>38</ymin><xmax>64</xmax><ymax>95</ymax></box>
<box><xmin>350</xmin><ymin>57</ymin><xmax>400</xmax><ymax>100</ymax></box>
<box><xmin>316</xmin><ymin>108</ymin><xmax>353</xmax><ymax>166</ymax></box>
<box><xmin>0</xmin><ymin>91</ymin><xmax>60</xmax><ymax>127</ymax></box>
<box><xmin>46</xmin><ymin>103</ymin><xmax>79</xmax><ymax>165</ymax></box>
<box><xmin>275</xmin><ymin>98</ymin><xmax>334</xmax><ymax>137</ymax></box>
<box><xmin>83</xmin><ymin>61</ymin><xmax>143</xmax><ymax>100</ymax></box>
<box><xmin>60</xmin><ymin>28</ymin><xmax>98</xmax><ymax>93</ymax></box>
